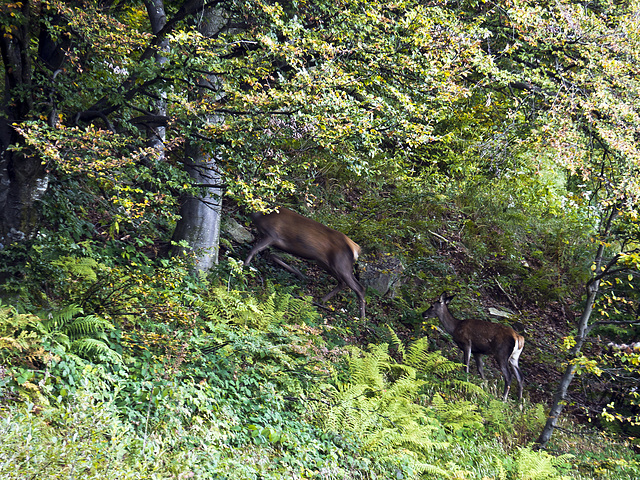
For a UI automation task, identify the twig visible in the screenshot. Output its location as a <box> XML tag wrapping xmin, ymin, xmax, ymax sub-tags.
<box><xmin>427</xmin><ymin>230</ymin><xmax>453</xmax><ymax>245</ymax></box>
<box><xmin>494</xmin><ymin>277</ymin><xmax>520</xmax><ymax>313</ymax></box>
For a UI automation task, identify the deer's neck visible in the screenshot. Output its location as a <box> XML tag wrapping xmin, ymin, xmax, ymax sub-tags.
<box><xmin>439</xmin><ymin>309</ymin><xmax>461</xmax><ymax>336</ymax></box>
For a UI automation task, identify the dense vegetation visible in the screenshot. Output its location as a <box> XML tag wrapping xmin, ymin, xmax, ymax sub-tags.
<box><xmin>1</xmin><ymin>0</ymin><xmax>639</xmax><ymax>479</ymax></box>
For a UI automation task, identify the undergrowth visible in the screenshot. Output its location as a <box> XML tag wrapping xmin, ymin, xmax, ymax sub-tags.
<box><xmin>2</xmin><ymin>260</ymin><xmax>638</xmax><ymax>479</ymax></box>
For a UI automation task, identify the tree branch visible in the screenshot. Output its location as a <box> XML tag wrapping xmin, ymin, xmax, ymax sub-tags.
<box><xmin>77</xmin><ymin>0</ymin><xmax>223</xmax><ymax>123</ymax></box>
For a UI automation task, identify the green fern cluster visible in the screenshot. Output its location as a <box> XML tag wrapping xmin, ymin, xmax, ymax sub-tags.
<box><xmin>1</xmin><ymin>302</ymin><xmax>119</xmax><ymax>405</ymax></box>
<box><xmin>312</xmin><ymin>331</ymin><xmax>563</xmax><ymax>479</ymax></box>
<box><xmin>431</xmin><ymin>393</ymin><xmax>484</xmax><ymax>433</ymax></box>
<box><xmin>51</xmin><ymin>256</ymin><xmax>100</xmax><ymax>282</ymax></box>
<box><xmin>509</xmin><ymin>447</ymin><xmax>575</xmax><ymax>480</ymax></box>
<box><xmin>483</xmin><ymin>399</ymin><xmax>548</xmax><ymax>447</ymax></box>
<box><xmin>316</xmin><ymin>343</ymin><xmax>453</xmax><ymax>478</ymax></box>
<box><xmin>200</xmin><ymin>283</ymin><xmax>319</xmax><ymax>330</ymax></box>
<box><xmin>387</xmin><ymin>327</ymin><xmax>487</xmax><ymax>398</ymax></box>
<box><xmin>41</xmin><ymin>304</ymin><xmax>120</xmax><ymax>363</ymax></box>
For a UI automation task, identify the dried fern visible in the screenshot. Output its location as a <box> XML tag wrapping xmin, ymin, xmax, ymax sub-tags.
<box><xmin>0</xmin><ymin>304</ymin><xmax>47</xmax><ymax>366</ymax></box>
<box><xmin>0</xmin><ymin>305</ymin><xmax>44</xmax><ymax>352</ymax></box>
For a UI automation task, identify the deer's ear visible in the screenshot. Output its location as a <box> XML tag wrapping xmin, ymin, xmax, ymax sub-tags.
<box><xmin>439</xmin><ymin>292</ymin><xmax>454</xmax><ymax>304</ymax></box>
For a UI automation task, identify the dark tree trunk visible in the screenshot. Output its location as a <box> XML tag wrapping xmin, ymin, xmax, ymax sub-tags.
<box><xmin>0</xmin><ymin>1</ymin><xmax>48</xmax><ymax>247</ymax></box>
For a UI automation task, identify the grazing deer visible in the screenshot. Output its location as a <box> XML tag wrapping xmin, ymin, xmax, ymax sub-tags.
<box><xmin>423</xmin><ymin>293</ymin><xmax>524</xmax><ymax>401</ymax></box>
<box><xmin>244</xmin><ymin>207</ymin><xmax>366</xmax><ymax>319</ymax></box>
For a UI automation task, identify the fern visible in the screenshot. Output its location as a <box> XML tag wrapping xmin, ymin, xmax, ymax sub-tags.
<box><xmin>387</xmin><ymin>326</ymin><xmax>487</xmax><ymax>399</ymax></box>
<box><xmin>431</xmin><ymin>393</ymin><xmax>484</xmax><ymax>433</ymax></box>
<box><xmin>70</xmin><ymin>338</ymin><xmax>121</xmax><ymax>363</ymax></box>
<box><xmin>0</xmin><ymin>302</ymin><xmax>119</xmax><ymax>371</ymax></box>
<box><xmin>387</xmin><ymin>326</ymin><xmax>455</xmax><ymax>374</ymax></box>
<box><xmin>201</xmin><ymin>283</ymin><xmax>319</xmax><ymax>330</ymax></box>
<box><xmin>51</xmin><ymin>256</ymin><xmax>99</xmax><ymax>282</ymax></box>
<box><xmin>63</xmin><ymin>315</ymin><xmax>114</xmax><ymax>339</ymax></box>
<box><xmin>0</xmin><ymin>305</ymin><xmax>44</xmax><ymax>352</ymax></box>
<box><xmin>0</xmin><ymin>305</ymin><xmax>47</xmax><ymax>366</ymax></box>
<box><xmin>495</xmin><ymin>456</ymin><xmax>508</xmax><ymax>480</ymax></box>
<box><xmin>42</xmin><ymin>304</ymin><xmax>83</xmax><ymax>332</ymax></box>
<box><xmin>201</xmin><ymin>287</ymin><xmax>267</xmax><ymax>327</ymax></box>
<box><xmin>317</xmin><ymin>344</ymin><xmax>453</xmax><ymax>479</ymax></box>
<box><xmin>40</xmin><ymin>306</ymin><xmax>119</xmax><ymax>363</ymax></box>
<box><xmin>512</xmin><ymin>447</ymin><xmax>574</xmax><ymax>480</ymax></box>
<box><xmin>346</xmin><ymin>344</ymin><xmax>394</xmax><ymax>389</ymax></box>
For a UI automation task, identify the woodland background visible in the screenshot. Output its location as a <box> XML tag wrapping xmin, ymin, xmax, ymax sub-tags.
<box><xmin>1</xmin><ymin>0</ymin><xmax>640</xmax><ymax>478</ymax></box>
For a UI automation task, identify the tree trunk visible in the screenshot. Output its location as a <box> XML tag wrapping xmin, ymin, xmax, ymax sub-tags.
<box><xmin>171</xmin><ymin>6</ymin><xmax>227</xmax><ymax>271</ymax></box>
<box><xmin>536</xmin><ymin>206</ymin><xmax>618</xmax><ymax>448</ymax></box>
<box><xmin>536</xmin><ymin>282</ymin><xmax>600</xmax><ymax>447</ymax></box>
<box><xmin>0</xmin><ymin>1</ymin><xmax>48</xmax><ymax>248</ymax></box>
<box><xmin>0</xmin><ymin>142</ymin><xmax>49</xmax><ymax>248</ymax></box>
<box><xmin>144</xmin><ymin>0</ymin><xmax>169</xmax><ymax>158</ymax></box>
<box><xmin>172</xmin><ymin>149</ymin><xmax>223</xmax><ymax>270</ymax></box>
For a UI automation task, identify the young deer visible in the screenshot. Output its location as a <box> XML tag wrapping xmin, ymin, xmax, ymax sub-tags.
<box><xmin>423</xmin><ymin>293</ymin><xmax>524</xmax><ymax>401</ymax></box>
<box><xmin>244</xmin><ymin>207</ymin><xmax>366</xmax><ymax>319</ymax></box>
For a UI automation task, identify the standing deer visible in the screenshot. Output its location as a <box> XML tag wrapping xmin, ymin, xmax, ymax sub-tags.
<box><xmin>244</xmin><ymin>207</ymin><xmax>366</xmax><ymax>319</ymax></box>
<box><xmin>422</xmin><ymin>293</ymin><xmax>524</xmax><ymax>401</ymax></box>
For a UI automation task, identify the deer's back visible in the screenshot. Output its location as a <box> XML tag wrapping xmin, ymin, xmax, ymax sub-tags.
<box><xmin>454</xmin><ymin>319</ymin><xmax>517</xmax><ymax>356</ymax></box>
<box><xmin>252</xmin><ymin>208</ymin><xmax>360</xmax><ymax>264</ymax></box>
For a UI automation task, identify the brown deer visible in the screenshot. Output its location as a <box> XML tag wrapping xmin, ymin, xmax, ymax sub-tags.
<box><xmin>244</xmin><ymin>207</ymin><xmax>366</xmax><ymax>319</ymax></box>
<box><xmin>422</xmin><ymin>293</ymin><xmax>524</xmax><ymax>401</ymax></box>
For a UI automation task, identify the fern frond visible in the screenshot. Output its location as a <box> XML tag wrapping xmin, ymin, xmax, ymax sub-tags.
<box><xmin>0</xmin><ymin>306</ymin><xmax>47</xmax><ymax>359</ymax></box>
<box><xmin>386</xmin><ymin>325</ymin><xmax>406</xmax><ymax>359</ymax></box>
<box><xmin>494</xmin><ymin>456</ymin><xmax>508</xmax><ymax>480</ymax></box>
<box><xmin>0</xmin><ymin>335</ymin><xmax>24</xmax><ymax>351</ymax></box>
<box><xmin>382</xmin><ymin>375</ymin><xmax>422</xmax><ymax>404</ymax></box>
<box><xmin>65</xmin><ymin>315</ymin><xmax>114</xmax><ymax>338</ymax></box>
<box><xmin>316</xmin><ymin>344</ymin><xmax>456</xmax><ymax>478</ymax></box>
<box><xmin>51</xmin><ymin>256</ymin><xmax>99</xmax><ymax>281</ymax></box>
<box><xmin>346</xmin><ymin>344</ymin><xmax>393</xmax><ymax>389</ymax></box>
<box><xmin>0</xmin><ymin>331</ymin><xmax>40</xmax><ymax>352</ymax></box>
<box><xmin>70</xmin><ymin>338</ymin><xmax>121</xmax><ymax>363</ymax></box>
<box><xmin>514</xmin><ymin>446</ymin><xmax>574</xmax><ymax>480</ymax></box>
<box><xmin>42</xmin><ymin>304</ymin><xmax>84</xmax><ymax>332</ymax></box>
<box><xmin>404</xmin><ymin>337</ymin><xmax>435</xmax><ymax>368</ymax></box>
<box><xmin>411</xmin><ymin>461</ymin><xmax>453</xmax><ymax>478</ymax></box>
<box><xmin>443</xmin><ymin>378</ymin><xmax>488</xmax><ymax>398</ymax></box>
<box><xmin>386</xmin><ymin>325</ymin><xmax>484</xmax><ymax>400</ymax></box>
<box><xmin>201</xmin><ymin>285</ymin><xmax>319</xmax><ymax>330</ymax></box>
<box><xmin>431</xmin><ymin>393</ymin><xmax>484</xmax><ymax>433</ymax></box>
<box><xmin>0</xmin><ymin>305</ymin><xmax>43</xmax><ymax>334</ymax></box>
